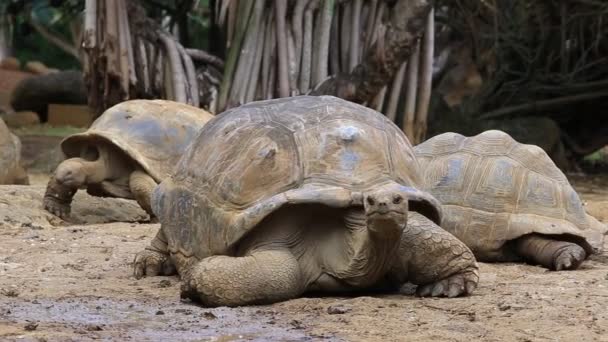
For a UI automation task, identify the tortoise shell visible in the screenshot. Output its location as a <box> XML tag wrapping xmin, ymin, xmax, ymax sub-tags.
<box><xmin>60</xmin><ymin>100</ymin><xmax>214</xmax><ymax>182</ymax></box>
<box><xmin>414</xmin><ymin>130</ymin><xmax>606</xmax><ymax>260</ymax></box>
<box><xmin>153</xmin><ymin>95</ymin><xmax>442</xmax><ymax>259</ymax></box>
<box><xmin>0</xmin><ymin>117</ymin><xmax>26</xmax><ymax>184</ymax></box>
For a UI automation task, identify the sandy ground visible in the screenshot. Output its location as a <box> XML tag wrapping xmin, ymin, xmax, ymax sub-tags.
<box><xmin>0</xmin><ymin>134</ymin><xmax>607</xmax><ymax>341</ymax></box>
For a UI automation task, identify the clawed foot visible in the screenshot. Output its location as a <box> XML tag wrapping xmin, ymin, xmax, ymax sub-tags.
<box><xmin>554</xmin><ymin>245</ymin><xmax>586</xmax><ymax>271</ymax></box>
<box><xmin>133</xmin><ymin>249</ymin><xmax>176</xmax><ymax>279</ymax></box>
<box><xmin>43</xmin><ymin>196</ymin><xmax>71</xmax><ymax>220</ymax></box>
<box><xmin>416</xmin><ymin>270</ymin><xmax>479</xmax><ymax>298</ymax></box>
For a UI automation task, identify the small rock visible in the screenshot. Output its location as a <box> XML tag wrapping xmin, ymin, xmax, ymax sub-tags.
<box><xmin>175</xmin><ymin>308</ymin><xmax>193</xmax><ymax>315</ymax></box>
<box><xmin>202</xmin><ymin>312</ymin><xmax>217</xmax><ymax>319</ymax></box>
<box><xmin>498</xmin><ymin>303</ymin><xmax>511</xmax><ymax>311</ymax></box>
<box><xmin>290</xmin><ymin>320</ymin><xmax>305</xmax><ymax>329</ymax></box>
<box><xmin>86</xmin><ymin>325</ymin><xmax>103</xmax><ymax>331</ymax></box>
<box><xmin>1</xmin><ymin>288</ymin><xmax>19</xmax><ymax>297</ymax></box>
<box><xmin>327</xmin><ymin>305</ymin><xmax>351</xmax><ymax>315</ymax></box>
<box><xmin>24</xmin><ymin>322</ymin><xmax>38</xmax><ymax>331</ymax></box>
<box><xmin>157</xmin><ymin>280</ymin><xmax>172</xmax><ymax>288</ymax></box>
<box><xmin>155</xmin><ymin>310</ymin><xmax>165</xmax><ymax>315</ymax></box>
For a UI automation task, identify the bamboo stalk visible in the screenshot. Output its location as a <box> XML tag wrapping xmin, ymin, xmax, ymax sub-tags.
<box><xmin>414</xmin><ymin>8</ymin><xmax>434</xmax><ymax>144</ymax></box>
<box><xmin>402</xmin><ymin>41</ymin><xmax>420</xmax><ymax>140</ymax></box>
<box><xmin>245</xmin><ymin>13</ymin><xmax>267</xmax><ymax>103</ymax></box>
<box><xmin>363</xmin><ymin>0</ymin><xmax>378</xmax><ymax>50</ymax></box>
<box><xmin>267</xmin><ymin>58</ymin><xmax>276</xmax><ymax>99</ymax></box>
<box><xmin>230</xmin><ymin>0</ymin><xmax>265</xmax><ymax>105</ymax></box>
<box><xmin>340</xmin><ymin>2</ymin><xmax>351</xmax><ymax>72</ymax></box>
<box><xmin>261</xmin><ymin>14</ymin><xmax>276</xmax><ymax>99</ymax></box>
<box><xmin>104</xmin><ymin>0</ymin><xmax>120</xmax><ymax>77</ymax></box>
<box><xmin>185</xmin><ymin>48</ymin><xmax>225</xmax><ymax>69</ymax></box>
<box><xmin>134</xmin><ymin>36</ymin><xmax>150</xmax><ymax>95</ymax></box>
<box><xmin>386</xmin><ymin>61</ymin><xmax>407</xmax><ymax>122</ymax></box>
<box><xmin>287</xmin><ymin>28</ymin><xmax>299</xmax><ymax>95</ymax></box>
<box><xmin>368</xmin><ymin>2</ymin><xmax>385</xmax><ymax>49</ymax></box>
<box><xmin>116</xmin><ymin>0</ymin><xmax>131</xmax><ymax>95</ymax></box>
<box><xmin>83</xmin><ymin>0</ymin><xmax>97</xmax><ymax>49</ymax></box>
<box><xmin>299</xmin><ymin>0</ymin><xmax>319</xmax><ymax>92</ymax></box>
<box><xmin>312</xmin><ymin>0</ymin><xmax>334</xmax><ymax>86</ymax></box>
<box><xmin>329</xmin><ymin>13</ymin><xmax>340</xmax><ymax>75</ymax></box>
<box><xmin>349</xmin><ymin>0</ymin><xmax>362</xmax><ymax>72</ymax></box>
<box><xmin>118</xmin><ymin>0</ymin><xmax>136</xmax><ymax>87</ymax></box>
<box><xmin>292</xmin><ymin>0</ymin><xmax>311</xmax><ymax>80</ymax></box>
<box><xmin>178</xmin><ymin>42</ymin><xmax>200</xmax><ymax>107</ymax></box>
<box><xmin>374</xmin><ymin>86</ymin><xmax>387</xmax><ymax>112</ymax></box>
<box><xmin>218</xmin><ymin>0</ymin><xmax>255</xmax><ymax>110</ymax></box>
<box><xmin>275</xmin><ymin>0</ymin><xmax>290</xmax><ymax>97</ymax></box>
<box><xmin>226</xmin><ymin>0</ymin><xmax>237</xmax><ymax>48</ymax></box>
<box><xmin>158</xmin><ymin>32</ymin><xmax>187</xmax><ymax>103</ymax></box>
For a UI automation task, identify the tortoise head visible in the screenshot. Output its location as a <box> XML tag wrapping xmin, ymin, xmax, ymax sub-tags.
<box><xmin>363</xmin><ymin>188</ymin><xmax>409</xmax><ymax>237</ymax></box>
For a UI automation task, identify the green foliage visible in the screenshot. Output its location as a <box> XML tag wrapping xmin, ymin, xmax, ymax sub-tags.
<box><xmin>4</xmin><ymin>0</ymin><xmax>83</xmax><ymax>70</ymax></box>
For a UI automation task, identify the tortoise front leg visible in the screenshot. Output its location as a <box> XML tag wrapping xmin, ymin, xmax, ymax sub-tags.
<box><xmin>129</xmin><ymin>170</ymin><xmax>157</xmax><ymax>218</ymax></box>
<box><xmin>513</xmin><ymin>233</ymin><xmax>586</xmax><ymax>271</ymax></box>
<box><xmin>133</xmin><ymin>227</ymin><xmax>176</xmax><ymax>278</ymax></box>
<box><xmin>180</xmin><ymin>248</ymin><xmax>304</xmax><ymax>307</ymax></box>
<box><xmin>43</xmin><ymin>175</ymin><xmax>77</xmax><ymax>219</ymax></box>
<box><xmin>391</xmin><ymin>212</ymin><xmax>479</xmax><ymax>297</ymax></box>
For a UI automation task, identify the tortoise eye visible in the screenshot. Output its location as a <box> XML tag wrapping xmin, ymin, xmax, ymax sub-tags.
<box><xmin>366</xmin><ymin>197</ymin><xmax>375</xmax><ymax>205</ymax></box>
<box><xmin>393</xmin><ymin>195</ymin><xmax>403</xmax><ymax>204</ymax></box>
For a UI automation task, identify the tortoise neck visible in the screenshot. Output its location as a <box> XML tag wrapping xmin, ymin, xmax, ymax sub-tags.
<box><xmin>329</xmin><ymin>209</ymin><xmax>402</xmax><ymax>288</ymax></box>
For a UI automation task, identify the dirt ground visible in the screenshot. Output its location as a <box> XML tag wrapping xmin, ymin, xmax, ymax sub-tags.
<box><xmin>0</xmin><ymin>132</ymin><xmax>607</xmax><ymax>342</ymax></box>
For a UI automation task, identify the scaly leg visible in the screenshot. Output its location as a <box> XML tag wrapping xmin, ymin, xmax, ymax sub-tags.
<box><xmin>391</xmin><ymin>212</ymin><xmax>479</xmax><ymax>297</ymax></box>
<box><xmin>180</xmin><ymin>248</ymin><xmax>303</xmax><ymax>307</ymax></box>
<box><xmin>513</xmin><ymin>233</ymin><xmax>586</xmax><ymax>271</ymax></box>
<box><xmin>129</xmin><ymin>170</ymin><xmax>157</xmax><ymax>218</ymax></box>
<box><xmin>43</xmin><ymin>175</ymin><xmax>77</xmax><ymax>219</ymax></box>
<box><xmin>133</xmin><ymin>228</ymin><xmax>176</xmax><ymax>278</ymax></box>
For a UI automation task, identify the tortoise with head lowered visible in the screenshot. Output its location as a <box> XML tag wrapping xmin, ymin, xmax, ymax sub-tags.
<box><xmin>134</xmin><ymin>95</ymin><xmax>479</xmax><ymax>307</ymax></box>
<box><xmin>0</xmin><ymin>117</ymin><xmax>29</xmax><ymax>185</ymax></box>
<box><xmin>414</xmin><ymin>130</ymin><xmax>607</xmax><ymax>271</ymax></box>
<box><xmin>43</xmin><ymin>99</ymin><xmax>213</xmax><ymax>219</ymax></box>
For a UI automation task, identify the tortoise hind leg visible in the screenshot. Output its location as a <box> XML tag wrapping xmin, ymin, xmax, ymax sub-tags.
<box><xmin>134</xmin><ymin>228</ymin><xmax>176</xmax><ymax>278</ymax></box>
<box><xmin>513</xmin><ymin>233</ymin><xmax>587</xmax><ymax>271</ymax></box>
<box><xmin>180</xmin><ymin>249</ymin><xmax>303</xmax><ymax>307</ymax></box>
<box><xmin>129</xmin><ymin>170</ymin><xmax>157</xmax><ymax>218</ymax></box>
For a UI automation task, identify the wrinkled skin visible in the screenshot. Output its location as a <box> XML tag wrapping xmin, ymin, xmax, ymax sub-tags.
<box><xmin>134</xmin><ymin>185</ymin><xmax>479</xmax><ymax>307</ymax></box>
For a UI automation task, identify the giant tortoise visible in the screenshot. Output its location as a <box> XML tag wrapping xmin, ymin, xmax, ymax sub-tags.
<box><xmin>43</xmin><ymin>99</ymin><xmax>213</xmax><ymax>219</ymax></box>
<box><xmin>414</xmin><ymin>130</ymin><xmax>607</xmax><ymax>270</ymax></box>
<box><xmin>134</xmin><ymin>95</ymin><xmax>479</xmax><ymax>307</ymax></box>
<box><xmin>0</xmin><ymin>117</ymin><xmax>29</xmax><ymax>185</ymax></box>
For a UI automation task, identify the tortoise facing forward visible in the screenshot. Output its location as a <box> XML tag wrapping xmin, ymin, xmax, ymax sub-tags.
<box><xmin>414</xmin><ymin>130</ymin><xmax>607</xmax><ymax>270</ymax></box>
<box><xmin>43</xmin><ymin>100</ymin><xmax>213</xmax><ymax>219</ymax></box>
<box><xmin>134</xmin><ymin>96</ymin><xmax>479</xmax><ymax>307</ymax></box>
<box><xmin>0</xmin><ymin>117</ymin><xmax>28</xmax><ymax>185</ymax></box>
